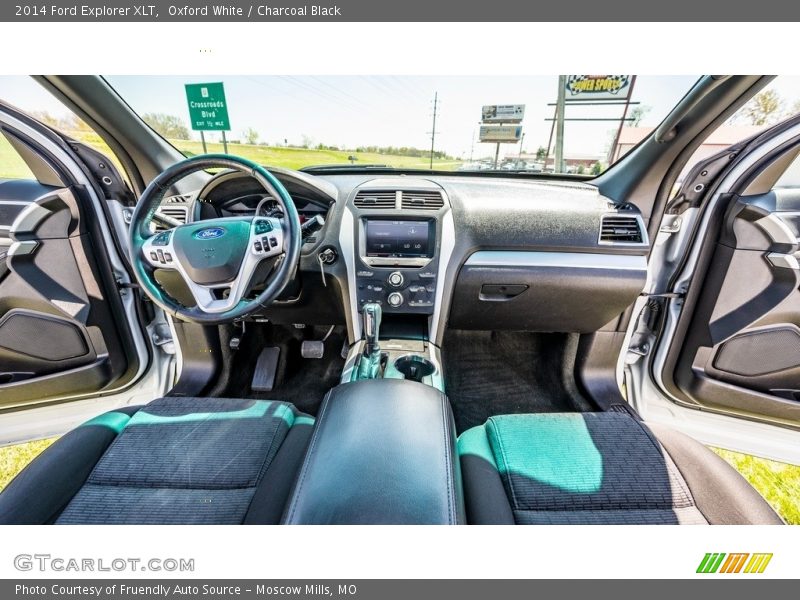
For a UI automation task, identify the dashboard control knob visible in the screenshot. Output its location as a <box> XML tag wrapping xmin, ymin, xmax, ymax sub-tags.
<box><xmin>388</xmin><ymin>271</ymin><xmax>404</xmax><ymax>287</ymax></box>
<box><xmin>387</xmin><ymin>292</ymin><xmax>404</xmax><ymax>307</ymax></box>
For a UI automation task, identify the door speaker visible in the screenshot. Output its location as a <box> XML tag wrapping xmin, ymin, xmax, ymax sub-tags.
<box><xmin>0</xmin><ymin>310</ymin><xmax>89</xmax><ymax>361</ymax></box>
<box><xmin>714</xmin><ymin>327</ymin><xmax>800</xmax><ymax>376</ymax></box>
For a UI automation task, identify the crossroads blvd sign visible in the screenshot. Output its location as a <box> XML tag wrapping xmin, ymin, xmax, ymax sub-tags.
<box><xmin>185</xmin><ymin>82</ymin><xmax>230</xmax><ymax>131</ymax></box>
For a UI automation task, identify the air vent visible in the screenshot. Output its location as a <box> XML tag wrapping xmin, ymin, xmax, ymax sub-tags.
<box><xmin>165</xmin><ymin>194</ymin><xmax>191</xmax><ymax>204</ymax></box>
<box><xmin>401</xmin><ymin>190</ymin><xmax>444</xmax><ymax>210</ymax></box>
<box><xmin>599</xmin><ymin>214</ymin><xmax>644</xmax><ymax>244</ymax></box>
<box><xmin>154</xmin><ymin>206</ymin><xmax>189</xmax><ymax>230</ymax></box>
<box><xmin>353</xmin><ymin>190</ymin><xmax>397</xmax><ymax>209</ymax></box>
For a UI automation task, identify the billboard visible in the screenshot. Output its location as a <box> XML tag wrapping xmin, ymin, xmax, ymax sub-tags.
<box><xmin>565</xmin><ymin>75</ymin><xmax>633</xmax><ymax>100</ymax></box>
<box><xmin>479</xmin><ymin>125</ymin><xmax>523</xmax><ymax>143</ymax></box>
<box><xmin>481</xmin><ymin>104</ymin><xmax>525</xmax><ymax>123</ymax></box>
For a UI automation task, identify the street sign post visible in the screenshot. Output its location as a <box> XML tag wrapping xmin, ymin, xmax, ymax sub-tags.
<box><xmin>480</xmin><ymin>105</ymin><xmax>525</xmax><ymax>168</ymax></box>
<box><xmin>184</xmin><ymin>82</ymin><xmax>231</xmax><ymax>154</ymax></box>
<box><xmin>478</xmin><ymin>125</ymin><xmax>523</xmax><ymax>143</ymax></box>
<box><xmin>544</xmin><ymin>76</ymin><xmax>637</xmax><ymax>172</ymax></box>
<box><xmin>564</xmin><ymin>75</ymin><xmax>633</xmax><ymax>101</ymax></box>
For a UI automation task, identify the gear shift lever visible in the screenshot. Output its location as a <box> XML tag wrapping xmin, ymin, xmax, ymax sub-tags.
<box><xmin>356</xmin><ymin>302</ymin><xmax>383</xmax><ymax>380</ymax></box>
<box><xmin>362</xmin><ymin>302</ymin><xmax>382</xmax><ymax>357</ymax></box>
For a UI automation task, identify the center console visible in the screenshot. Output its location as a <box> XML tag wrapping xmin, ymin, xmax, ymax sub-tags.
<box><xmin>350</xmin><ymin>182</ymin><xmax>449</xmax><ymax>315</ymax></box>
<box><xmin>355</xmin><ymin>218</ymin><xmax>439</xmax><ymax>312</ymax></box>
<box><xmin>288</xmin><ymin>180</ymin><xmax>461</xmax><ymax>523</ymax></box>
<box><xmin>339</xmin><ymin>179</ymin><xmax>452</xmax><ymax>392</ymax></box>
<box><xmin>283</xmin><ymin>378</ymin><xmax>463</xmax><ymax>524</ymax></box>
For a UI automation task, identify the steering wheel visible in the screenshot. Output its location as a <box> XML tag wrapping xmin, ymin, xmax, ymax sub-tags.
<box><xmin>129</xmin><ymin>154</ymin><xmax>301</xmax><ymax>324</ymax></box>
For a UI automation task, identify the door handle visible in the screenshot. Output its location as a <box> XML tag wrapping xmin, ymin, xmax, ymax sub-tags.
<box><xmin>479</xmin><ymin>284</ymin><xmax>529</xmax><ymax>301</ymax></box>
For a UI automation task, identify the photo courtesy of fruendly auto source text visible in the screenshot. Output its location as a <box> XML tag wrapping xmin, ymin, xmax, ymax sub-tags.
<box><xmin>0</xmin><ymin>0</ymin><xmax>798</xmax><ymax>594</ymax></box>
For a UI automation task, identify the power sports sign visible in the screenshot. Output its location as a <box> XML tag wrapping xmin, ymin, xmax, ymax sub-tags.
<box><xmin>565</xmin><ymin>76</ymin><xmax>633</xmax><ymax>100</ymax></box>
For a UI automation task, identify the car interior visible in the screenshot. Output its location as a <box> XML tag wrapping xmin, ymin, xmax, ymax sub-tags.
<box><xmin>0</xmin><ymin>75</ymin><xmax>795</xmax><ymax>524</ymax></box>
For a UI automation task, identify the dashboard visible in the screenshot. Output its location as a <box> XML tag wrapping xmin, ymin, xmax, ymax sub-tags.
<box><xmin>154</xmin><ymin>168</ymin><xmax>650</xmax><ymax>346</ymax></box>
<box><xmin>199</xmin><ymin>170</ymin><xmax>330</xmax><ymax>223</ymax></box>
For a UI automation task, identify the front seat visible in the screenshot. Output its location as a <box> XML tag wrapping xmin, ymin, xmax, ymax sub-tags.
<box><xmin>0</xmin><ymin>397</ymin><xmax>314</xmax><ymax>524</ymax></box>
<box><xmin>458</xmin><ymin>411</ymin><xmax>783</xmax><ymax>525</ymax></box>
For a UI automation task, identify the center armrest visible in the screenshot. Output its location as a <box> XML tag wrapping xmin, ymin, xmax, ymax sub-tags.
<box><xmin>283</xmin><ymin>379</ymin><xmax>464</xmax><ymax>524</ymax></box>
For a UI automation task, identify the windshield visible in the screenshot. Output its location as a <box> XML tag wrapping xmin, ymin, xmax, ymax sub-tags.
<box><xmin>99</xmin><ymin>75</ymin><xmax>699</xmax><ymax>175</ymax></box>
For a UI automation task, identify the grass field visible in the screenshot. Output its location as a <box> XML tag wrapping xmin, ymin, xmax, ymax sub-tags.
<box><xmin>0</xmin><ymin>438</ymin><xmax>56</xmax><ymax>491</ymax></box>
<box><xmin>0</xmin><ymin>134</ymin><xmax>36</xmax><ymax>179</ymax></box>
<box><xmin>0</xmin><ymin>130</ymin><xmax>461</xmax><ymax>181</ymax></box>
<box><xmin>0</xmin><ymin>437</ymin><xmax>797</xmax><ymax>523</ymax></box>
<box><xmin>711</xmin><ymin>448</ymin><xmax>800</xmax><ymax>524</ymax></box>
<box><xmin>172</xmin><ymin>139</ymin><xmax>462</xmax><ymax>171</ymax></box>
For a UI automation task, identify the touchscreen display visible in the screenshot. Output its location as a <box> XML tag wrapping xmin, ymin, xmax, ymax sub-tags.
<box><xmin>365</xmin><ymin>220</ymin><xmax>431</xmax><ymax>258</ymax></box>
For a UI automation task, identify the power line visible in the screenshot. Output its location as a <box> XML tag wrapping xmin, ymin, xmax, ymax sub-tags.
<box><xmin>306</xmin><ymin>76</ymin><xmax>374</xmax><ymax>111</ymax></box>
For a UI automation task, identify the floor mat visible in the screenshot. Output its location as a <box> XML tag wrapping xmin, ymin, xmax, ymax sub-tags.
<box><xmin>223</xmin><ymin>324</ymin><xmax>346</xmax><ymax>416</ymax></box>
<box><xmin>442</xmin><ymin>330</ymin><xmax>590</xmax><ymax>434</ymax></box>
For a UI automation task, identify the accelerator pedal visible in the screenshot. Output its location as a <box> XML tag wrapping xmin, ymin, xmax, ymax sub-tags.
<box><xmin>251</xmin><ymin>346</ymin><xmax>281</xmax><ymax>392</ymax></box>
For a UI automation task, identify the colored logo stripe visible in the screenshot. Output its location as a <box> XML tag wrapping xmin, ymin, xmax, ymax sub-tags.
<box><xmin>744</xmin><ymin>553</ymin><xmax>773</xmax><ymax>574</ymax></box>
<box><xmin>720</xmin><ymin>553</ymin><xmax>749</xmax><ymax>573</ymax></box>
<box><xmin>697</xmin><ymin>553</ymin><xmax>726</xmax><ymax>573</ymax></box>
<box><xmin>697</xmin><ymin>553</ymin><xmax>772</xmax><ymax>574</ymax></box>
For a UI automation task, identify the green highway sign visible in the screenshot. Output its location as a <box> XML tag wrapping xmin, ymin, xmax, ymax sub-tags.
<box><xmin>184</xmin><ymin>82</ymin><xmax>230</xmax><ymax>131</ymax></box>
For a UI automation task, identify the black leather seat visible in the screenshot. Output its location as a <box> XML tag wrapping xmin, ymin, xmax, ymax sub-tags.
<box><xmin>0</xmin><ymin>397</ymin><xmax>314</xmax><ymax>524</ymax></box>
<box><xmin>457</xmin><ymin>411</ymin><xmax>783</xmax><ymax>525</ymax></box>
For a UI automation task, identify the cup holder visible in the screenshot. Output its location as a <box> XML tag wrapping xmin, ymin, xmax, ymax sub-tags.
<box><xmin>394</xmin><ymin>354</ymin><xmax>435</xmax><ymax>382</ymax></box>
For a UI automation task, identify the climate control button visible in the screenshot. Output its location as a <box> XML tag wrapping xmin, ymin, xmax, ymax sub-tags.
<box><xmin>387</xmin><ymin>292</ymin><xmax>404</xmax><ymax>307</ymax></box>
<box><xmin>388</xmin><ymin>271</ymin><xmax>404</xmax><ymax>287</ymax></box>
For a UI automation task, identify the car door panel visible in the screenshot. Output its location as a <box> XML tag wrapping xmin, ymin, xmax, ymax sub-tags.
<box><xmin>675</xmin><ymin>190</ymin><xmax>800</xmax><ymax>424</ymax></box>
<box><xmin>0</xmin><ymin>180</ymin><xmax>130</xmax><ymax>405</ymax></box>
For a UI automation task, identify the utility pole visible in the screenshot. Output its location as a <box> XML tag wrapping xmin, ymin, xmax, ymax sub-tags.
<box><xmin>608</xmin><ymin>75</ymin><xmax>637</xmax><ymax>164</ymax></box>
<box><xmin>555</xmin><ymin>75</ymin><xmax>567</xmax><ymax>174</ymax></box>
<box><xmin>469</xmin><ymin>130</ymin><xmax>475</xmax><ymax>162</ymax></box>
<box><xmin>518</xmin><ymin>132</ymin><xmax>525</xmax><ymax>162</ymax></box>
<box><xmin>429</xmin><ymin>91</ymin><xmax>439</xmax><ymax>170</ymax></box>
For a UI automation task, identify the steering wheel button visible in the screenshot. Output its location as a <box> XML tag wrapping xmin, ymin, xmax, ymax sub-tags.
<box><xmin>164</xmin><ymin>252</ymin><xmax>173</xmax><ymax>262</ymax></box>
<box><xmin>269</xmin><ymin>236</ymin><xmax>278</xmax><ymax>248</ymax></box>
<box><xmin>254</xmin><ymin>241</ymin><xmax>263</xmax><ymax>252</ymax></box>
<box><xmin>255</xmin><ymin>219</ymin><xmax>272</xmax><ymax>235</ymax></box>
<box><xmin>149</xmin><ymin>251</ymin><xmax>158</xmax><ymax>261</ymax></box>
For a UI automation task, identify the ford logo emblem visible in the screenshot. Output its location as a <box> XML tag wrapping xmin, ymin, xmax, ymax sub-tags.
<box><xmin>193</xmin><ymin>227</ymin><xmax>225</xmax><ymax>240</ymax></box>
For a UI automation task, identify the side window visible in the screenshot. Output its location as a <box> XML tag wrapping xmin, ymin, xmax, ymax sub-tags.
<box><xmin>670</xmin><ymin>76</ymin><xmax>800</xmax><ymax>196</ymax></box>
<box><xmin>0</xmin><ymin>133</ymin><xmax>36</xmax><ymax>180</ymax></box>
<box><xmin>0</xmin><ymin>75</ymin><xmax>129</xmax><ymax>185</ymax></box>
<box><xmin>773</xmin><ymin>153</ymin><xmax>800</xmax><ymax>189</ymax></box>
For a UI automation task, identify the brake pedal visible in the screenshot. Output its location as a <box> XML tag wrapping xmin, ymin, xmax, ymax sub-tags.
<box><xmin>251</xmin><ymin>347</ymin><xmax>280</xmax><ymax>392</ymax></box>
<box><xmin>301</xmin><ymin>340</ymin><xmax>324</xmax><ymax>359</ymax></box>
